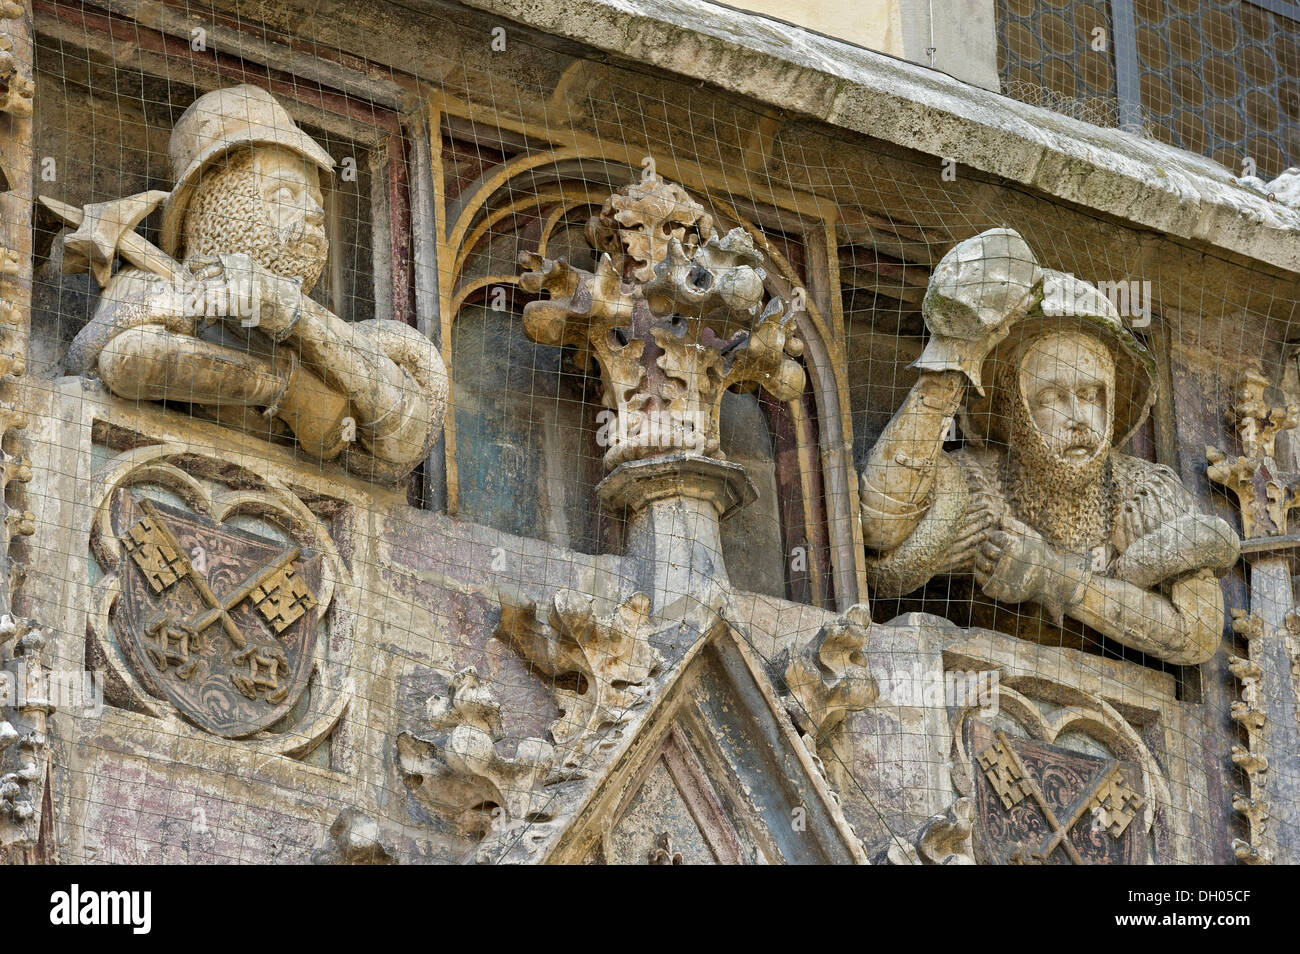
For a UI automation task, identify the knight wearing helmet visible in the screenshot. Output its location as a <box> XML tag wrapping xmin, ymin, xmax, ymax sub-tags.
<box><xmin>62</xmin><ymin>84</ymin><xmax>447</xmax><ymax>483</ymax></box>
<box><xmin>860</xmin><ymin>228</ymin><xmax>1239</xmax><ymax>665</ymax></box>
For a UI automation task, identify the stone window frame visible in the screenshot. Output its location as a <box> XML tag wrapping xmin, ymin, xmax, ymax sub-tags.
<box><xmin>27</xmin><ymin>1</ymin><xmax>876</xmax><ymax>609</ymax></box>
<box><xmin>31</xmin><ymin>0</ymin><xmax>418</xmax><ymax>329</ymax></box>
<box><xmin>424</xmin><ymin>90</ymin><xmax>866</xmax><ymax>609</ymax></box>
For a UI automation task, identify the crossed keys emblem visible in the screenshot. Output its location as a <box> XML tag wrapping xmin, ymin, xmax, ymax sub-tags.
<box><xmin>977</xmin><ymin>730</ymin><xmax>1144</xmax><ymax>864</ymax></box>
<box><xmin>120</xmin><ymin>498</ymin><xmax>318</xmax><ymax>704</ymax></box>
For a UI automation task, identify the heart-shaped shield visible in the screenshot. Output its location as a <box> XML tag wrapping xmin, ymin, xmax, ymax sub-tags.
<box><xmin>112</xmin><ymin>492</ymin><xmax>322</xmax><ymax>738</ymax></box>
<box><xmin>966</xmin><ymin>719</ymin><xmax>1146</xmax><ymax>865</ymax></box>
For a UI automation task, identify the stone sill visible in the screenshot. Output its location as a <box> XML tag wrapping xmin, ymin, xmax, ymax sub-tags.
<box><xmin>459</xmin><ymin>0</ymin><xmax>1300</xmax><ymax>274</ymax></box>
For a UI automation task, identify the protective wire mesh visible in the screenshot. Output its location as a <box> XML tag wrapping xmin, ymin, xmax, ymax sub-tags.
<box><xmin>999</xmin><ymin>0</ymin><xmax>1300</xmax><ymax>177</ymax></box>
<box><xmin>0</xmin><ymin>0</ymin><xmax>1292</xmax><ymax>865</ymax></box>
<box><xmin>1134</xmin><ymin>0</ymin><xmax>1300</xmax><ymax>177</ymax></box>
<box><xmin>998</xmin><ymin>0</ymin><xmax>1123</xmax><ymax>126</ymax></box>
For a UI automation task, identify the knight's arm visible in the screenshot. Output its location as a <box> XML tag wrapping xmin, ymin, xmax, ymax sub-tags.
<box><xmin>1066</xmin><ymin>571</ymin><xmax>1224</xmax><ymax>665</ymax></box>
<box><xmin>286</xmin><ymin>295</ymin><xmax>440</xmax><ymax>467</ymax></box>
<box><xmin>65</xmin><ymin>269</ymin><xmax>197</xmax><ymax>375</ymax></box>
<box><xmin>860</xmin><ymin>369</ymin><xmax>967</xmax><ymax>551</ymax></box>
<box><xmin>211</xmin><ymin>254</ymin><xmax>438</xmax><ymax>468</ymax></box>
<box><xmin>1053</xmin><ymin>513</ymin><xmax>1238</xmax><ymax>665</ymax></box>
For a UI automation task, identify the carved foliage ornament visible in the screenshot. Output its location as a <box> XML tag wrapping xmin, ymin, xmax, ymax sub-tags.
<box><xmin>518</xmin><ymin>172</ymin><xmax>805</xmax><ymax>470</ymax></box>
<box><xmin>396</xmin><ymin>588</ymin><xmax>667</xmax><ymax>851</ymax></box>
<box><xmin>396</xmin><ymin>666</ymin><xmax>555</xmax><ymax>840</ymax></box>
<box><xmin>0</xmin><ymin>615</ymin><xmax>50</xmax><ymax>847</ymax></box>
<box><xmin>497</xmin><ymin>589</ymin><xmax>664</xmax><ymax>777</ymax></box>
<box><xmin>779</xmin><ymin>604</ymin><xmax>878</xmax><ymax>742</ymax></box>
<box><xmin>1229</xmin><ymin>609</ymin><xmax>1272</xmax><ymax>864</ymax></box>
<box><xmin>880</xmin><ymin>798</ymin><xmax>976</xmax><ymax>866</ymax></box>
<box><xmin>0</xmin><ymin>1</ymin><xmax>33</xmax><ymax>119</ymax></box>
<box><xmin>1207</xmin><ymin>369</ymin><xmax>1300</xmax><ymax>540</ymax></box>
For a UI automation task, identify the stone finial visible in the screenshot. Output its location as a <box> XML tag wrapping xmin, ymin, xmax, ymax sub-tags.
<box><xmin>518</xmin><ymin>172</ymin><xmax>805</xmax><ymax>472</ymax></box>
<box><xmin>312</xmin><ymin>808</ymin><xmax>396</xmax><ymax>865</ymax></box>
<box><xmin>0</xmin><ymin>35</ymin><xmax>33</xmax><ymax>118</ymax></box>
<box><xmin>1207</xmin><ymin>369</ymin><xmax>1300</xmax><ymax>539</ymax></box>
<box><xmin>779</xmin><ymin>603</ymin><xmax>877</xmax><ymax>742</ymax></box>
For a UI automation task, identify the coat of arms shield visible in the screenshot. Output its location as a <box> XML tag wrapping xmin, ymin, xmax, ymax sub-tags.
<box><xmin>966</xmin><ymin>719</ymin><xmax>1147</xmax><ymax>865</ymax></box>
<box><xmin>111</xmin><ymin>492</ymin><xmax>323</xmax><ymax>738</ymax></box>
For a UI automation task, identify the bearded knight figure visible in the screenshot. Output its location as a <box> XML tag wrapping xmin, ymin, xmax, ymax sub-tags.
<box><xmin>860</xmin><ymin>228</ymin><xmax>1239</xmax><ymax>665</ymax></box>
<box><xmin>62</xmin><ymin>84</ymin><xmax>447</xmax><ymax>483</ymax></box>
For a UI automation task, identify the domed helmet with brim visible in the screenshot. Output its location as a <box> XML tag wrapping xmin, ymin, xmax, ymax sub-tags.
<box><xmin>912</xmin><ymin>227</ymin><xmax>1042</xmax><ymax>395</ymax></box>
<box><xmin>159</xmin><ymin>84</ymin><xmax>335</xmax><ymax>259</ymax></box>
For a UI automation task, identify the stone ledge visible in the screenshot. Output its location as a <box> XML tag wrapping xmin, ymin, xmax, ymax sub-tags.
<box><xmin>458</xmin><ymin>0</ymin><xmax>1300</xmax><ymax>273</ymax></box>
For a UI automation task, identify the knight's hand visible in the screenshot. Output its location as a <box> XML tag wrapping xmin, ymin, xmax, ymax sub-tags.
<box><xmin>974</xmin><ymin>525</ymin><xmax>1050</xmax><ymax>605</ymax></box>
<box><xmin>210</xmin><ymin>252</ymin><xmax>304</xmax><ymax>340</ymax></box>
<box><xmin>187</xmin><ymin>255</ymin><xmax>223</xmax><ymax>283</ymax></box>
<box><xmin>939</xmin><ymin>496</ymin><xmax>999</xmax><ymax>572</ymax></box>
<box><xmin>975</xmin><ymin>517</ymin><xmax>1091</xmax><ymax>618</ymax></box>
<box><xmin>183</xmin><ymin>255</ymin><xmax>236</xmax><ymax>325</ymax></box>
<box><xmin>912</xmin><ymin>229</ymin><xmax>1041</xmax><ymax>395</ymax></box>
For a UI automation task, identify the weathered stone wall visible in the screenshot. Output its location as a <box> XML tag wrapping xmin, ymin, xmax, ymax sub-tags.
<box><xmin>3</xmin><ymin>0</ymin><xmax>1297</xmax><ymax>864</ymax></box>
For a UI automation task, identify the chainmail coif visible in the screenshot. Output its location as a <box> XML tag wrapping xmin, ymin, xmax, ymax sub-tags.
<box><xmin>996</xmin><ymin>331</ymin><xmax>1115</xmax><ymax>555</ymax></box>
<box><xmin>180</xmin><ymin>148</ymin><xmax>328</xmax><ymax>293</ymax></box>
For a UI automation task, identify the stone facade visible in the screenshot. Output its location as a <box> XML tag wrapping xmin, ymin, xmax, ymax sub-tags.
<box><xmin>1</xmin><ymin>0</ymin><xmax>1298</xmax><ymax>864</ymax></box>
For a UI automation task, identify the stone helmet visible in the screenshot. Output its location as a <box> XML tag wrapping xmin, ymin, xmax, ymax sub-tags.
<box><xmin>159</xmin><ymin>84</ymin><xmax>335</xmax><ymax>257</ymax></box>
<box><xmin>913</xmin><ymin>228</ymin><xmax>1042</xmax><ymax>394</ymax></box>
<box><xmin>963</xmin><ymin>270</ymin><xmax>1158</xmax><ymax>448</ymax></box>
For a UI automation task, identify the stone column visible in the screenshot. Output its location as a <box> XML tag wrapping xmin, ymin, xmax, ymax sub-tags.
<box><xmin>516</xmin><ymin>174</ymin><xmax>807</xmax><ymax>636</ymax></box>
<box><xmin>1207</xmin><ymin>369</ymin><xmax>1300</xmax><ymax>864</ymax></box>
<box><xmin>0</xmin><ymin>0</ymin><xmax>45</xmax><ymax>861</ymax></box>
<box><xmin>598</xmin><ymin>453</ymin><xmax>755</xmax><ymax>624</ymax></box>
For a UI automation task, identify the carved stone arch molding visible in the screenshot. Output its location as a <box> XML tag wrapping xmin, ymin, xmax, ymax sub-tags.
<box><xmin>949</xmin><ymin>676</ymin><xmax>1171</xmax><ymax>865</ymax></box>
<box><xmin>431</xmin><ymin>96</ymin><xmax>863</xmax><ymax>604</ymax></box>
<box><xmin>86</xmin><ymin>445</ymin><xmax>353</xmax><ymax>758</ymax></box>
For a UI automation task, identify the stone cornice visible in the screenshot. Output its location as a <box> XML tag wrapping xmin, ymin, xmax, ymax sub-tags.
<box><xmin>458</xmin><ymin>0</ymin><xmax>1300</xmax><ymax>273</ymax></box>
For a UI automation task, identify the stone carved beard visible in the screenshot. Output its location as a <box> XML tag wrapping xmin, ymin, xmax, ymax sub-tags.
<box><xmin>181</xmin><ymin>149</ymin><xmax>328</xmax><ymax>293</ymax></box>
<box><xmin>997</xmin><ymin>334</ymin><xmax>1115</xmax><ymax>554</ymax></box>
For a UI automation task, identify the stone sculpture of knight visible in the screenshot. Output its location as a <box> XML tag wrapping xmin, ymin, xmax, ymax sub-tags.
<box><xmin>60</xmin><ymin>84</ymin><xmax>447</xmax><ymax>483</ymax></box>
<box><xmin>860</xmin><ymin>228</ymin><xmax>1238</xmax><ymax>665</ymax></box>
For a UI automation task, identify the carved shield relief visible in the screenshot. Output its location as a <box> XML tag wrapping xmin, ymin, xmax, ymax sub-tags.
<box><xmin>86</xmin><ymin>446</ymin><xmax>350</xmax><ymax>753</ymax></box>
<box><xmin>948</xmin><ymin>676</ymin><xmax>1167</xmax><ymax>866</ymax></box>
<box><xmin>966</xmin><ymin>719</ymin><xmax>1146</xmax><ymax>864</ymax></box>
<box><xmin>112</xmin><ymin>493</ymin><xmax>322</xmax><ymax>738</ymax></box>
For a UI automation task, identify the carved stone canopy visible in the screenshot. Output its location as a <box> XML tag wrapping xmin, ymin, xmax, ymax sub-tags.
<box><xmin>518</xmin><ymin>172</ymin><xmax>806</xmax><ymax>475</ymax></box>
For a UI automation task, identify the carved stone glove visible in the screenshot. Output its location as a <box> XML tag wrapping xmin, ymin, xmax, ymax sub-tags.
<box><xmin>975</xmin><ymin>520</ymin><xmax>1091</xmax><ymax>621</ymax></box>
<box><xmin>203</xmin><ymin>252</ymin><xmax>304</xmax><ymax>341</ymax></box>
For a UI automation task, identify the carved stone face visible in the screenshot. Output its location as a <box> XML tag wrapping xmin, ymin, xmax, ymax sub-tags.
<box><xmin>182</xmin><ymin>145</ymin><xmax>329</xmax><ymax>291</ymax></box>
<box><xmin>256</xmin><ymin>146</ymin><xmax>326</xmax><ymax>250</ymax></box>
<box><xmin>1017</xmin><ymin>331</ymin><xmax>1115</xmax><ymax>465</ymax></box>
